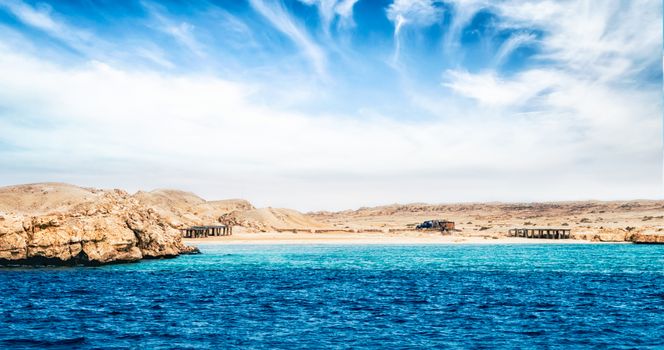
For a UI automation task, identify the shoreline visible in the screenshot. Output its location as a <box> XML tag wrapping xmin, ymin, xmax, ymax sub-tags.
<box><xmin>183</xmin><ymin>231</ymin><xmax>612</xmax><ymax>245</ymax></box>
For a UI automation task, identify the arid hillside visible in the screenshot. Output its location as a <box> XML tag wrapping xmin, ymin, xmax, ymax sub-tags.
<box><xmin>134</xmin><ymin>189</ymin><xmax>254</xmax><ymax>228</ymax></box>
<box><xmin>134</xmin><ymin>189</ymin><xmax>325</xmax><ymax>232</ymax></box>
<box><xmin>310</xmin><ymin>201</ymin><xmax>664</xmax><ymax>241</ymax></box>
<box><xmin>1</xmin><ymin>183</ymin><xmax>662</xmax><ymax>262</ymax></box>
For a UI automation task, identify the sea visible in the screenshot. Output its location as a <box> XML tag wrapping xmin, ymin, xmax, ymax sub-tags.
<box><xmin>0</xmin><ymin>244</ymin><xmax>662</xmax><ymax>349</ymax></box>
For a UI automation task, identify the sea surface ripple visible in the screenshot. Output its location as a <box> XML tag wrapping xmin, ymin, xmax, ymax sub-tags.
<box><xmin>1</xmin><ymin>244</ymin><xmax>663</xmax><ymax>349</ymax></box>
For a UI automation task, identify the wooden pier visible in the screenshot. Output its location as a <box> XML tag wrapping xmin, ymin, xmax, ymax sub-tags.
<box><xmin>508</xmin><ymin>228</ymin><xmax>571</xmax><ymax>239</ymax></box>
<box><xmin>180</xmin><ymin>225</ymin><xmax>232</xmax><ymax>238</ymax></box>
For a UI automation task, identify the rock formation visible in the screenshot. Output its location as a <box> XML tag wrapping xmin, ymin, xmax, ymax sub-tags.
<box><xmin>0</xmin><ymin>183</ymin><xmax>198</xmax><ymax>266</ymax></box>
<box><xmin>630</xmin><ymin>233</ymin><xmax>664</xmax><ymax>244</ymax></box>
<box><xmin>0</xmin><ymin>182</ymin><xmax>326</xmax><ymax>265</ymax></box>
<box><xmin>133</xmin><ymin>189</ymin><xmax>254</xmax><ymax>228</ymax></box>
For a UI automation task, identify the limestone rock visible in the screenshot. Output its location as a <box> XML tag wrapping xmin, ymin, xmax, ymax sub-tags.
<box><xmin>631</xmin><ymin>233</ymin><xmax>664</xmax><ymax>244</ymax></box>
<box><xmin>0</xmin><ymin>183</ymin><xmax>198</xmax><ymax>266</ymax></box>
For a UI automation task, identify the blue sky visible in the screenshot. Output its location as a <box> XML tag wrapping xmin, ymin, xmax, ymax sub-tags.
<box><xmin>0</xmin><ymin>0</ymin><xmax>661</xmax><ymax>210</ymax></box>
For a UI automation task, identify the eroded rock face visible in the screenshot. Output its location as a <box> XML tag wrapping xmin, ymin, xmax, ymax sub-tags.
<box><xmin>0</xmin><ymin>186</ymin><xmax>198</xmax><ymax>266</ymax></box>
<box><xmin>631</xmin><ymin>233</ymin><xmax>664</xmax><ymax>244</ymax></box>
<box><xmin>573</xmin><ymin>229</ymin><xmax>630</xmax><ymax>242</ymax></box>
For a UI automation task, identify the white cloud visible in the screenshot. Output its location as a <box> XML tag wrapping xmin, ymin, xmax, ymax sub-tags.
<box><xmin>0</xmin><ymin>0</ymin><xmax>92</xmax><ymax>51</ymax></box>
<box><xmin>441</xmin><ymin>0</ymin><xmax>487</xmax><ymax>52</ymax></box>
<box><xmin>249</xmin><ymin>0</ymin><xmax>327</xmax><ymax>78</ymax></box>
<box><xmin>141</xmin><ymin>2</ymin><xmax>206</xmax><ymax>58</ymax></box>
<box><xmin>387</xmin><ymin>0</ymin><xmax>444</xmax><ymax>64</ymax></box>
<box><xmin>0</xmin><ymin>0</ymin><xmax>660</xmax><ymax>209</ymax></box>
<box><xmin>335</xmin><ymin>0</ymin><xmax>360</xmax><ymax>24</ymax></box>
<box><xmin>298</xmin><ymin>0</ymin><xmax>360</xmax><ymax>30</ymax></box>
<box><xmin>386</xmin><ymin>0</ymin><xmax>442</xmax><ymax>27</ymax></box>
<box><xmin>134</xmin><ymin>47</ymin><xmax>176</xmax><ymax>69</ymax></box>
<box><xmin>493</xmin><ymin>32</ymin><xmax>536</xmax><ymax>66</ymax></box>
<box><xmin>493</xmin><ymin>0</ymin><xmax>661</xmax><ymax>80</ymax></box>
<box><xmin>165</xmin><ymin>22</ymin><xmax>203</xmax><ymax>56</ymax></box>
<box><xmin>0</xmin><ymin>0</ymin><xmax>58</xmax><ymax>30</ymax></box>
<box><xmin>0</xmin><ymin>39</ymin><xmax>660</xmax><ymax>209</ymax></box>
<box><xmin>439</xmin><ymin>0</ymin><xmax>662</xmax><ymax>204</ymax></box>
<box><xmin>444</xmin><ymin>69</ymin><xmax>558</xmax><ymax>107</ymax></box>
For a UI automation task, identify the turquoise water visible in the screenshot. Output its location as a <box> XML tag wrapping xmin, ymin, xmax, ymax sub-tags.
<box><xmin>1</xmin><ymin>244</ymin><xmax>663</xmax><ymax>349</ymax></box>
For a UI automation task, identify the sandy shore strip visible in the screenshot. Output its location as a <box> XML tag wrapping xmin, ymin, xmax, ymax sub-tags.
<box><xmin>183</xmin><ymin>231</ymin><xmax>605</xmax><ymax>245</ymax></box>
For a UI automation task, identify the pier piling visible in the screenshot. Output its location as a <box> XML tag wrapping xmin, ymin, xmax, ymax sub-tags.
<box><xmin>179</xmin><ymin>225</ymin><xmax>233</xmax><ymax>238</ymax></box>
<box><xmin>508</xmin><ymin>228</ymin><xmax>571</xmax><ymax>239</ymax></box>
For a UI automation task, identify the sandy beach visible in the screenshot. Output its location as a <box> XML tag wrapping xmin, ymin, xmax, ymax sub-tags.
<box><xmin>184</xmin><ymin>231</ymin><xmax>601</xmax><ymax>245</ymax></box>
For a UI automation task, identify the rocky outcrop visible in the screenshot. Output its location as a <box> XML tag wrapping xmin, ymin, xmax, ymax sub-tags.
<box><xmin>0</xmin><ymin>184</ymin><xmax>198</xmax><ymax>266</ymax></box>
<box><xmin>133</xmin><ymin>190</ymin><xmax>255</xmax><ymax>228</ymax></box>
<box><xmin>573</xmin><ymin>229</ymin><xmax>630</xmax><ymax>242</ymax></box>
<box><xmin>630</xmin><ymin>233</ymin><xmax>664</xmax><ymax>244</ymax></box>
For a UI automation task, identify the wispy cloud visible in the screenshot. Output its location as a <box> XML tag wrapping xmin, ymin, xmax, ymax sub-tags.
<box><xmin>444</xmin><ymin>69</ymin><xmax>557</xmax><ymax>107</ymax></box>
<box><xmin>0</xmin><ymin>0</ymin><xmax>92</xmax><ymax>52</ymax></box>
<box><xmin>141</xmin><ymin>2</ymin><xmax>206</xmax><ymax>58</ymax></box>
<box><xmin>441</xmin><ymin>0</ymin><xmax>487</xmax><ymax>53</ymax></box>
<box><xmin>493</xmin><ymin>31</ymin><xmax>536</xmax><ymax>67</ymax></box>
<box><xmin>493</xmin><ymin>0</ymin><xmax>661</xmax><ymax>80</ymax></box>
<box><xmin>249</xmin><ymin>0</ymin><xmax>328</xmax><ymax>78</ymax></box>
<box><xmin>334</xmin><ymin>0</ymin><xmax>360</xmax><ymax>28</ymax></box>
<box><xmin>441</xmin><ymin>0</ymin><xmax>662</xmax><ymax>202</ymax></box>
<box><xmin>387</xmin><ymin>0</ymin><xmax>443</xmax><ymax>63</ymax></box>
<box><xmin>297</xmin><ymin>0</ymin><xmax>361</xmax><ymax>32</ymax></box>
<box><xmin>386</xmin><ymin>0</ymin><xmax>442</xmax><ymax>27</ymax></box>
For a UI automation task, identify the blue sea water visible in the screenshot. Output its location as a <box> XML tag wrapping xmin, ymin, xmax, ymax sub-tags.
<box><xmin>0</xmin><ymin>244</ymin><xmax>663</xmax><ymax>349</ymax></box>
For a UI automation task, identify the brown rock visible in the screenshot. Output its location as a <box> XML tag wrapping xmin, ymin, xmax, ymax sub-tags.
<box><xmin>631</xmin><ymin>233</ymin><xmax>664</xmax><ymax>244</ymax></box>
<box><xmin>0</xmin><ymin>183</ymin><xmax>198</xmax><ymax>266</ymax></box>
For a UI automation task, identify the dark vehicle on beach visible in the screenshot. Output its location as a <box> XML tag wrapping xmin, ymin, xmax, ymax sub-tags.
<box><xmin>416</xmin><ymin>220</ymin><xmax>455</xmax><ymax>232</ymax></box>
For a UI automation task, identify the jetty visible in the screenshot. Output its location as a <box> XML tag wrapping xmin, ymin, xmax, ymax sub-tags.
<box><xmin>508</xmin><ymin>228</ymin><xmax>571</xmax><ymax>239</ymax></box>
<box><xmin>180</xmin><ymin>225</ymin><xmax>232</xmax><ymax>238</ymax></box>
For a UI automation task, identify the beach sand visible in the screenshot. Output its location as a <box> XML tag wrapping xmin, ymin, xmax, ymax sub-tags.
<box><xmin>184</xmin><ymin>231</ymin><xmax>602</xmax><ymax>245</ymax></box>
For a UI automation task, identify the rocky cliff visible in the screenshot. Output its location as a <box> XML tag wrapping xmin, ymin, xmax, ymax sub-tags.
<box><xmin>0</xmin><ymin>183</ymin><xmax>198</xmax><ymax>266</ymax></box>
<box><xmin>630</xmin><ymin>233</ymin><xmax>664</xmax><ymax>244</ymax></box>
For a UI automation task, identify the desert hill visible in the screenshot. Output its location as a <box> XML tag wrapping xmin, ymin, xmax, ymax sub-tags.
<box><xmin>0</xmin><ymin>182</ymin><xmax>103</xmax><ymax>215</ymax></box>
<box><xmin>133</xmin><ymin>189</ymin><xmax>254</xmax><ymax>228</ymax></box>
<box><xmin>0</xmin><ymin>182</ymin><xmax>326</xmax><ymax>235</ymax></box>
<box><xmin>133</xmin><ymin>189</ymin><xmax>321</xmax><ymax>232</ymax></box>
<box><xmin>221</xmin><ymin>207</ymin><xmax>326</xmax><ymax>231</ymax></box>
<box><xmin>1</xmin><ymin>183</ymin><xmax>662</xmax><ymax>266</ymax></box>
<box><xmin>310</xmin><ymin>200</ymin><xmax>664</xmax><ymax>241</ymax></box>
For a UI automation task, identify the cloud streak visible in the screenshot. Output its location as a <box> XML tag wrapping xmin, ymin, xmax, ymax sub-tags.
<box><xmin>0</xmin><ymin>0</ymin><xmax>92</xmax><ymax>52</ymax></box>
<box><xmin>249</xmin><ymin>0</ymin><xmax>328</xmax><ymax>78</ymax></box>
<box><xmin>387</xmin><ymin>0</ymin><xmax>443</xmax><ymax>63</ymax></box>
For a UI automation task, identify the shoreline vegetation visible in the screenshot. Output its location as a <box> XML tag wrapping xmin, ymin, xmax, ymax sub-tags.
<box><xmin>1</xmin><ymin>183</ymin><xmax>662</xmax><ymax>266</ymax></box>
